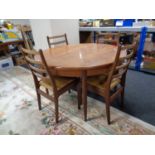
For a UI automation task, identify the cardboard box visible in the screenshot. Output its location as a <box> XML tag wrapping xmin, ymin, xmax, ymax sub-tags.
<box><xmin>143</xmin><ymin>57</ymin><xmax>155</xmax><ymax>70</ymax></box>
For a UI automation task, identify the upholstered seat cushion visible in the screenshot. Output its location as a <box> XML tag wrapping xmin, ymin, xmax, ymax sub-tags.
<box><xmin>39</xmin><ymin>76</ymin><xmax>75</xmax><ymax>90</ymax></box>
<box><xmin>87</xmin><ymin>75</ymin><xmax>121</xmax><ymax>90</ymax></box>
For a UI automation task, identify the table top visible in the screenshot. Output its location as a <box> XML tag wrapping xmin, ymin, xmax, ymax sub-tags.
<box><xmin>42</xmin><ymin>43</ymin><xmax>125</xmax><ymax>70</ymax></box>
<box><xmin>36</xmin><ymin>43</ymin><xmax>126</xmax><ymax>77</ymax></box>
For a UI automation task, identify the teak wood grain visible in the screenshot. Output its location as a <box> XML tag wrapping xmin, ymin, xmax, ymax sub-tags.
<box><xmin>36</xmin><ymin>43</ymin><xmax>126</xmax><ymax>122</ymax></box>
<box><xmin>36</xmin><ymin>43</ymin><xmax>126</xmax><ymax>77</ymax></box>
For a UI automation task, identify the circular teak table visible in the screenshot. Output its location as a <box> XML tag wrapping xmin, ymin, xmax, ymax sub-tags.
<box><xmin>40</xmin><ymin>43</ymin><xmax>125</xmax><ymax>121</ymax></box>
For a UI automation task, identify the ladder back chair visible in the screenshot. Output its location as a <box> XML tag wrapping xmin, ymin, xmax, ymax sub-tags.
<box><xmin>47</xmin><ymin>33</ymin><xmax>68</xmax><ymax>48</ymax></box>
<box><xmin>21</xmin><ymin>48</ymin><xmax>79</xmax><ymax>123</ymax></box>
<box><xmin>80</xmin><ymin>42</ymin><xmax>136</xmax><ymax>124</ymax></box>
<box><xmin>20</xmin><ymin>25</ymin><xmax>34</xmax><ymax>50</ymax></box>
<box><xmin>96</xmin><ymin>32</ymin><xmax>120</xmax><ymax>46</ymax></box>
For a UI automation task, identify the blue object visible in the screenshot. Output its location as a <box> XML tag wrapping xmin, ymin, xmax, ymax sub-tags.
<box><xmin>135</xmin><ymin>27</ymin><xmax>148</xmax><ymax>70</ymax></box>
<box><xmin>2</xmin><ymin>63</ymin><xmax>9</xmax><ymax>68</ymax></box>
<box><xmin>114</xmin><ymin>19</ymin><xmax>135</xmax><ymax>27</ymax></box>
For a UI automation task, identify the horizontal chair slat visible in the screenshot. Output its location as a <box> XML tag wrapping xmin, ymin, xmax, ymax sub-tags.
<box><xmin>116</xmin><ymin>61</ymin><xmax>130</xmax><ymax>71</ymax></box>
<box><xmin>22</xmin><ymin>48</ymin><xmax>38</xmax><ymax>55</ymax></box>
<box><xmin>25</xmin><ymin>56</ymin><xmax>43</xmax><ymax>65</ymax></box>
<box><xmin>125</xmin><ymin>52</ymin><xmax>134</xmax><ymax>59</ymax></box>
<box><xmin>29</xmin><ymin>64</ymin><xmax>46</xmax><ymax>74</ymax></box>
<box><xmin>48</xmin><ymin>34</ymin><xmax>66</xmax><ymax>39</ymax></box>
<box><xmin>112</xmin><ymin>69</ymin><xmax>126</xmax><ymax>79</ymax></box>
<box><xmin>50</xmin><ymin>40</ymin><xmax>66</xmax><ymax>45</ymax></box>
<box><xmin>121</xmin><ymin>43</ymin><xmax>136</xmax><ymax>50</ymax></box>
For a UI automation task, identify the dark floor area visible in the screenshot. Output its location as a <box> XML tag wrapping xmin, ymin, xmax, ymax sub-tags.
<box><xmin>89</xmin><ymin>69</ymin><xmax>155</xmax><ymax>126</ymax></box>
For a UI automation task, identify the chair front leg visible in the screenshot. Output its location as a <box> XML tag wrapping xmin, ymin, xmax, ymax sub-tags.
<box><xmin>81</xmin><ymin>71</ymin><xmax>87</xmax><ymax>121</ymax></box>
<box><xmin>54</xmin><ymin>97</ymin><xmax>59</xmax><ymax>123</ymax></box>
<box><xmin>33</xmin><ymin>75</ymin><xmax>42</xmax><ymax>110</ymax></box>
<box><xmin>104</xmin><ymin>93</ymin><xmax>111</xmax><ymax>125</ymax></box>
<box><xmin>36</xmin><ymin>90</ymin><xmax>42</xmax><ymax>110</ymax></box>
<box><xmin>77</xmin><ymin>82</ymin><xmax>82</xmax><ymax>110</ymax></box>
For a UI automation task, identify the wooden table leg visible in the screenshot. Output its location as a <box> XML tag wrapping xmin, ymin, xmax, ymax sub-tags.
<box><xmin>81</xmin><ymin>70</ymin><xmax>87</xmax><ymax>121</ymax></box>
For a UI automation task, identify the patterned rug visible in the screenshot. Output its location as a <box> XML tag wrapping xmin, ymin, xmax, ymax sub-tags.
<box><xmin>0</xmin><ymin>66</ymin><xmax>155</xmax><ymax>135</ymax></box>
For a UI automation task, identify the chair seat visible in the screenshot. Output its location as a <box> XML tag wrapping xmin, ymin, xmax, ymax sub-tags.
<box><xmin>39</xmin><ymin>76</ymin><xmax>76</xmax><ymax>90</ymax></box>
<box><xmin>87</xmin><ymin>75</ymin><xmax>121</xmax><ymax>90</ymax></box>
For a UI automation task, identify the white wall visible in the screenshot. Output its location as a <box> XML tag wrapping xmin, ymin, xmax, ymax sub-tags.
<box><xmin>50</xmin><ymin>19</ymin><xmax>79</xmax><ymax>44</ymax></box>
<box><xmin>29</xmin><ymin>19</ymin><xmax>52</xmax><ymax>50</ymax></box>
<box><xmin>30</xmin><ymin>19</ymin><xmax>79</xmax><ymax>50</ymax></box>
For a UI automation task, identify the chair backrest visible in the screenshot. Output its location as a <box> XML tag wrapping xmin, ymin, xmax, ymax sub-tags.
<box><xmin>47</xmin><ymin>33</ymin><xmax>68</xmax><ymax>48</ymax></box>
<box><xmin>21</xmin><ymin>48</ymin><xmax>57</xmax><ymax>93</ymax></box>
<box><xmin>20</xmin><ymin>25</ymin><xmax>33</xmax><ymax>50</ymax></box>
<box><xmin>105</xmin><ymin>42</ymin><xmax>136</xmax><ymax>88</ymax></box>
<box><xmin>96</xmin><ymin>32</ymin><xmax>120</xmax><ymax>46</ymax></box>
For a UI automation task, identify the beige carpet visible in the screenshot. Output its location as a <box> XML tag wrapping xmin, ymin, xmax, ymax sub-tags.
<box><xmin>0</xmin><ymin>66</ymin><xmax>155</xmax><ymax>135</ymax></box>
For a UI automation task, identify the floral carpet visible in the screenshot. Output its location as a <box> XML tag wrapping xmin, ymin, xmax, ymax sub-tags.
<box><xmin>0</xmin><ymin>66</ymin><xmax>155</xmax><ymax>135</ymax></box>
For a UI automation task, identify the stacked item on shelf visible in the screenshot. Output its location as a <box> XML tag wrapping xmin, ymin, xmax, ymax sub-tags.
<box><xmin>79</xmin><ymin>19</ymin><xmax>115</xmax><ymax>27</ymax></box>
<box><xmin>143</xmin><ymin>37</ymin><xmax>155</xmax><ymax>71</ymax></box>
<box><xmin>0</xmin><ymin>29</ymin><xmax>22</xmax><ymax>43</ymax></box>
<box><xmin>0</xmin><ymin>56</ymin><xmax>14</xmax><ymax>70</ymax></box>
<box><xmin>0</xmin><ymin>21</ymin><xmax>33</xmax><ymax>67</ymax></box>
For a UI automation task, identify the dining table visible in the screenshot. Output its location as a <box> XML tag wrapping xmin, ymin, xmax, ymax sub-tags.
<box><xmin>39</xmin><ymin>43</ymin><xmax>126</xmax><ymax>121</ymax></box>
